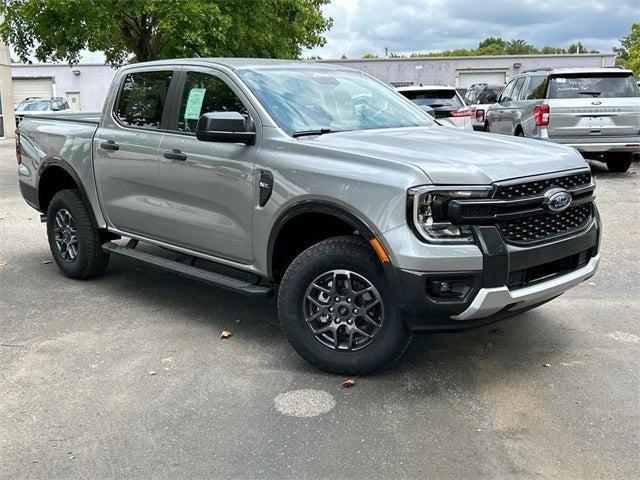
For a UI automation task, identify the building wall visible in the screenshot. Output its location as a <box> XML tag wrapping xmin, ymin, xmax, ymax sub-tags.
<box><xmin>11</xmin><ymin>64</ymin><xmax>118</xmax><ymax>112</ymax></box>
<box><xmin>321</xmin><ymin>54</ymin><xmax>617</xmax><ymax>86</ymax></box>
<box><xmin>0</xmin><ymin>39</ymin><xmax>15</xmax><ymax>138</ymax></box>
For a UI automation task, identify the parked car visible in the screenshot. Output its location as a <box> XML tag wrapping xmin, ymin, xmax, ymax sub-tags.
<box><xmin>16</xmin><ymin>59</ymin><xmax>600</xmax><ymax>374</ymax></box>
<box><xmin>485</xmin><ymin>68</ymin><xmax>640</xmax><ymax>172</ymax></box>
<box><xmin>463</xmin><ymin>83</ymin><xmax>505</xmax><ymax>130</ymax></box>
<box><xmin>15</xmin><ymin>97</ymin><xmax>71</xmax><ymax>126</ymax></box>
<box><xmin>396</xmin><ymin>85</ymin><xmax>473</xmax><ymax>129</ymax></box>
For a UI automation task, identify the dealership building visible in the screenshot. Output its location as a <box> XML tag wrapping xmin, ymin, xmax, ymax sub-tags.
<box><xmin>0</xmin><ymin>52</ymin><xmax>619</xmax><ymax>139</ymax></box>
<box><xmin>321</xmin><ymin>53</ymin><xmax>617</xmax><ymax>87</ymax></box>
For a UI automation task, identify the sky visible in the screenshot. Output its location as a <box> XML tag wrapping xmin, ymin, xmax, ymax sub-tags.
<box><xmin>13</xmin><ymin>0</ymin><xmax>639</xmax><ymax>64</ymax></box>
<box><xmin>305</xmin><ymin>0</ymin><xmax>639</xmax><ymax>59</ymax></box>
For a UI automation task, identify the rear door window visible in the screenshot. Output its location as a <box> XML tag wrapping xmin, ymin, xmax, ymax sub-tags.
<box><xmin>399</xmin><ymin>89</ymin><xmax>464</xmax><ymax>110</ymax></box>
<box><xmin>511</xmin><ymin>78</ymin><xmax>526</xmax><ymax>101</ymax></box>
<box><xmin>500</xmin><ymin>81</ymin><xmax>516</xmax><ymax>102</ymax></box>
<box><xmin>176</xmin><ymin>71</ymin><xmax>248</xmax><ymax>133</ymax></box>
<box><xmin>115</xmin><ymin>70</ymin><xmax>173</xmax><ymax>129</ymax></box>
<box><xmin>547</xmin><ymin>74</ymin><xmax>639</xmax><ymax>98</ymax></box>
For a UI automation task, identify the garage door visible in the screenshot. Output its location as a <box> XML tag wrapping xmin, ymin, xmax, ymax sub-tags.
<box><xmin>458</xmin><ymin>71</ymin><xmax>507</xmax><ymax>88</ymax></box>
<box><xmin>13</xmin><ymin>78</ymin><xmax>54</xmax><ymax>107</ymax></box>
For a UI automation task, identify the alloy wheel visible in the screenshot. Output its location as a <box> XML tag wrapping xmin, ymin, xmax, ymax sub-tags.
<box><xmin>303</xmin><ymin>269</ymin><xmax>384</xmax><ymax>351</ymax></box>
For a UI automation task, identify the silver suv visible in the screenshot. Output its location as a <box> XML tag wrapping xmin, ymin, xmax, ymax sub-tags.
<box><xmin>486</xmin><ymin>68</ymin><xmax>640</xmax><ymax>172</ymax></box>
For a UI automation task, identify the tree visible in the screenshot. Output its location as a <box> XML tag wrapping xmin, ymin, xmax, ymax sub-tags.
<box><xmin>567</xmin><ymin>42</ymin><xmax>599</xmax><ymax>54</ymax></box>
<box><xmin>478</xmin><ymin>37</ymin><xmax>506</xmax><ymax>50</ymax></box>
<box><xmin>615</xmin><ymin>23</ymin><xmax>640</xmax><ymax>76</ymax></box>
<box><xmin>0</xmin><ymin>0</ymin><xmax>332</xmax><ymax>65</ymax></box>
<box><xmin>505</xmin><ymin>39</ymin><xmax>538</xmax><ymax>55</ymax></box>
<box><xmin>361</xmin><ymin>52</ymin><xmax>378</xmax><ymax>59</ymax></box>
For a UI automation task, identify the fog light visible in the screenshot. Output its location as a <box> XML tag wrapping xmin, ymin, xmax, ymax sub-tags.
<box><xmin>427</xmin><ymin>277</ymin><xmax>473</xmax><ymax>299</ymax></box>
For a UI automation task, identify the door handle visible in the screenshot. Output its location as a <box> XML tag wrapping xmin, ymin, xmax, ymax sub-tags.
<box><xmin>100</xmin><ymin>140</ymin><xmax>119</xmax><ymax>151</ymax></box>
<box><xmin>163</xmin><ymin>149</ymin><xmax>187</xmax><ymax>161</ymax></box>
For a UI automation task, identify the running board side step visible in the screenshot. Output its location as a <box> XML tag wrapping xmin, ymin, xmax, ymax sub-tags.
<box><xmin>102</xmin><ymin>242</ymin><xmax>273</xmax><ymax>297</ymax></box>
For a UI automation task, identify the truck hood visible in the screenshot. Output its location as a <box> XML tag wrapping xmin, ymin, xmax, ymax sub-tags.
<box><xmin>307</xmin><ymin>126</ymin><xmax>588</xmax><ymax>184</ymax></box>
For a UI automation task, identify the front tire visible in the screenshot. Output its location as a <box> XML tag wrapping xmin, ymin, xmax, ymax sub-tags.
<box><xmin>46</xmin><ymin>189</ymin><xmax>110</xmax><ymax>279</ymax></box>
<box><xmin>604</xmin><ymin>152</ymin><xmax>633</xmax><ymax>173</ymax></box>
<box><xmin>278</xmin><ymin>236</ymin><xmax>412</xmax><ymax>375</ymax></box>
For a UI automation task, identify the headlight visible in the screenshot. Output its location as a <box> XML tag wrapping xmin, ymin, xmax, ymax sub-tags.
<box><xmin>408</xmin><ymin>186</ymin><xmax>493</xmax><ymax>243</ymax></box>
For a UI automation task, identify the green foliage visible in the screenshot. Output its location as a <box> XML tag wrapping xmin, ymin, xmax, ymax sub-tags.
<box><xmin>361</xmin><ymin>52</ymin><xmax>378</xmax><ymax>59</ymax></box>
<box><xmin>615</xmin><ymin>23</ymin><xmax>640</xmax><ymax>76</ymax></box>
<box><xmin>0</xmin><ymin>0</ymin><xmax>332</xmax><ymax>65</ymax></box>
<box><xmin>402</xmin><ymin>37</ymin><xmax>600</xmax><ymax>58</ymax></box>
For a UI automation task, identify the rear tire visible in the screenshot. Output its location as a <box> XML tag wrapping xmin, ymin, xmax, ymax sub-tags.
<box><xmin>604</xmin><ymin>152</ymin><xmax>633</xmax><ymax>173</ymax></box>
<box><xmin>277</xmin><ymin>236</ymin><xmax>412</xmax><ymax>375</ymax></box>
<box><xmin>46</xmin><ymin>189</ymin><xmax>110</xmax><ymax>279</ymax></box>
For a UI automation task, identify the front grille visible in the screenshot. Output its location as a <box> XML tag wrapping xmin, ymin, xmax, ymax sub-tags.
<box><xmin>495</xmin><ymin>172</ymin><xmax>592</xmax><ymax>200</ymax></box>
<box><xmin>498</xmin><ymin>203</ymin><xmax>592</xmax><ymax>244</ymax></box>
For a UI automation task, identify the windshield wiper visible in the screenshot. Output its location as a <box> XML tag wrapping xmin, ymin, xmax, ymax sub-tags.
<box><xmin>292</xmin><ymin>128</ymin><xmax>338</xmax><ymax>138</ymax></box>
<box><xmin>578</xmin><ymin>91</ymin><xmax>602</xmax><ymax>97</ymax></box>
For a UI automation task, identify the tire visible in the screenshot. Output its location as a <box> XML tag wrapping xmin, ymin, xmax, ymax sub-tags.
<box><xmin>484</xmin><ymin>122</ymin><xmax>490</xmax><ymax>132</ymax></box>
<box><xmin>605</xmin><ymin>152</ymin><xmax>633</xmax><ymax>173</ymax></box>
<box><xmin>46</xmin><ymin>189</ymin><xmax>110</xmax><ymax>279</ymax></box>
<box><xmin>278</xmin><ymin>235</ymin><xmax>412</xmax><ymax>375</ymax></box>
<box><xmin>515</xmin><ymin>128</ymin><xmax>524</xmax><ymax>137</ymax></box>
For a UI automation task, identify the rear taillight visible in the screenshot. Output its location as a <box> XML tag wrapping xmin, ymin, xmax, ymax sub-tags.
<box><xmin>475</xmin><ymin>109</ymin><xmax>485</xmax><ymax>123</ymax></box>
<box><xmin>15</xmin><ymin>128</ymin><xmax>22</xmax><ymax>165</ymax></box>
<box><xmin>450</xmin><ymin>107</ymin><xmax>472</xmax><ymax>118</ymax></box>
<box><xmin>534</xmin><ymin>104</ymin><xmax>550</xmax><ymax>127</ymax></box>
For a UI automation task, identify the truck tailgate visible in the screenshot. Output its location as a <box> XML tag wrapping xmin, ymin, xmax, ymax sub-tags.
<box><xmin>546</xmin><ymin>98</ymin><xmax>640</xmax><ymax>138</ymax></box>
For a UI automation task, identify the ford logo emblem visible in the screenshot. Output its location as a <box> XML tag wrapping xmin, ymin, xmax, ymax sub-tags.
<box><xmin>543</xmin><ymin>188</ymin><xmax>572</xmax><ymax>212</ymax></box>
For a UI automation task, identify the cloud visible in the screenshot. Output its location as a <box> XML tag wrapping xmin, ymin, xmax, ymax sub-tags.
<box><xmin>307</xmin><ymin>0</ymin><xmax>638</xmax><ymax>59</ymax></box>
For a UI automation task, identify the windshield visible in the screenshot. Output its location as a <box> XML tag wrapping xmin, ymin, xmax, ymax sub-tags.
<box><xmin>399</xmin><ymin>90</ymin><xmax>464</xmax><ymax>110</ymax></box>
<box><xmin>548</xmin><ymin>74</ymin><xmax>639</xmax><ymax>99</ymax></box>
<box><xmin>238</xmin><ymin>68</ymin><xmax>434</xmax><ymax>135</ymax></box>
<box><xmin>16</xmin><ymin>100</ymin><xmax>52</xmax><ymax>112</ymax></box>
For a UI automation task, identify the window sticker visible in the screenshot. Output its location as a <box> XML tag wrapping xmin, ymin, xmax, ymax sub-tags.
<box><xmin>184</xmin><ymin>88</ymin><xmax>206</xmax><ymax>120</ymax></box>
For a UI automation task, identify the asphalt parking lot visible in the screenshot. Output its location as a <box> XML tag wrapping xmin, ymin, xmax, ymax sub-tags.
<box><xmin>0</xmin><ymin>139</ymin><xmax>638</xmax><ymax>480</ymax></box>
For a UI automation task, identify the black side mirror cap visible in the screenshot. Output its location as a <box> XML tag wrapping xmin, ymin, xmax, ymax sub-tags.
<box><xmin>195</xmin><ymin>111</ymin><xmax>256</xmax><ymax>145</ymax></box>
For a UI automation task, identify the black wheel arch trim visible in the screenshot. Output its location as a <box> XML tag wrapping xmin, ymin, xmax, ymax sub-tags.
<box><xmin>37</xmin><ymin>157</ymin><xmax>98</xmax><ymax>226</ymax></box>
<box><xmin>266</xmin><ymin>200</ymin><xmax>409</xmax><ymax>311</ymax></box>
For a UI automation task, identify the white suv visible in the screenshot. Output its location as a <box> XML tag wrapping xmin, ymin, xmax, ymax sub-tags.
<box><xmin>397</xmin><ymin>85</ymin><xmax>473</xmax><ymax>130</ymax></box>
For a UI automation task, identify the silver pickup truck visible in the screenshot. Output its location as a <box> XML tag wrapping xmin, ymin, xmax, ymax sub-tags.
<box><xmin>16</xmin><ymin>59</ymin><xmax>600</xmax><ymax>374</ymax></box>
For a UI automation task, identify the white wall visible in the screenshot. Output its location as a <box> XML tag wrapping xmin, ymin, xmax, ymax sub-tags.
<box><xmin>11</xmin><ymin>64</ymin><xmax>118</xmax><ymax>112</ymax></box>
<box><xmin>0</xmin><ymin>39</ymin><xmax>15</xmax><ymax>138</ymax></box>
<box><xmin>321</xmin><ymin>54</ymin><xmax>618</xmax><ymax>86</ymax></box>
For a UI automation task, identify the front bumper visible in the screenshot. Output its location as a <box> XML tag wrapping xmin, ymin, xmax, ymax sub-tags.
<box><xmin>452</xmin><ymin>254</ymin><xmax>599</xmax><ymax>320</ymax></box>
<box><xmin>391</xmin><ymin>213</ymin><xmax>600</xmax><ymax>332</ymax></box>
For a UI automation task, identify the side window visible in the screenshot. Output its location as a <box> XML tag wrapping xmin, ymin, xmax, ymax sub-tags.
<box><xmin>500</xmin><ymin>81</ymin><xmax>516</xmax><ymax>102</ymax></box>
<box><xmin>115</xmin><ymin>70</ymin><xmax>173</xmax><ymax>129</ymax></box>
<box><xmin>177</xmin><ymin>72</ymin><xmax>247</xmax><ymax>133</ymax></box>
<box><xmin>511</xmin><ymin>78</ymin><xmax>526</xmax><ymax>101</ymax></box>
<box><xmin>525</xmin><ymin>76</ymin><xmax>548</xmax><ymax>99</ymax></box>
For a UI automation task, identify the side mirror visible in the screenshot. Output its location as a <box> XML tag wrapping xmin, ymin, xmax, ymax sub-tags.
<box><xmin>195</xmin><ymin>111</ymin><xmax>256</xmax><ymax>145</ymax></box>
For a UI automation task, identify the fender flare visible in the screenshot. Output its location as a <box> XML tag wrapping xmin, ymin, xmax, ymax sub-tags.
<box><xmin>37</xmin><ymin>157</ymin><xmax>97</xmax><ymax>226</ymax></box>
<box><xmin>266</xmin><ymin>200</ymin><xmax>407</xmax><ymax>310</ymax></box>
